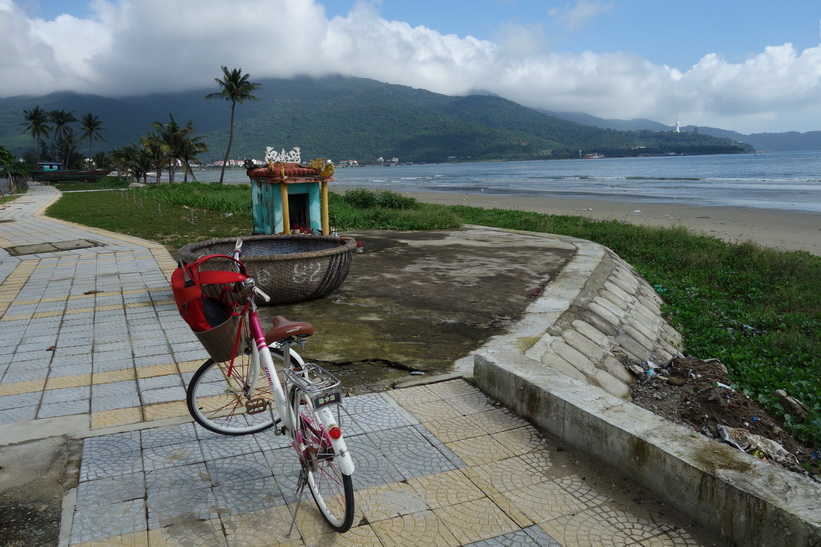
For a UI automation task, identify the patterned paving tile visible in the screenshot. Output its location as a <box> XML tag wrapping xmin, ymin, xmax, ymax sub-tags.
<box><xmin>463</xmin><ymin>454</ymin><xmax>552</xmax><ymax>493</ymax></box>
<box><xmin>367</xmin><ymin>425</ymin><xmax>463</xmax><ymax>479</ymax></box>
<box><xmin>142</xmin><ymin>440</ymin><xmax>204</xmax><ymax>470</ymax></box>
<box><xmin>540</xmin><ymin>503</ymin><xmax>690</xmax><ymax>546</ymax></box>
<box><xmin>370</xmin><ymin>509</ymin><xmax>460</xmax><ymax>546</ymax></box>
<box><xmin>145</xmin><ymin>463</ymin><xmax>218</xmax><ymax>529</ymax></box>
<box><xmin>407</xmin><ymin>469</ymin><xmax>485</xmax><ymax>509</ymax></box>
<box><xmin>0</xmin><ymin>404</ymin><xmax>38</xmax><ymax>424</ymax></box>
<box><xmin>355</xmin><ymin>481</ymin><xmax>429</xmax><ymax>523</ymax></box>
<box><xmin>436</xmin><ymin>497</ymin><xmax>520</xmax><ymax>545</ymax></box>
<box><xmin>75</xmin><ymin>472</ymin><xmax>146</xmax><ymax>507</ymax></box>
<box><xmin>445</xmin><ymin>434</ymin><xmax>518</xmax><ymax>467</ymax></box>
<box><xmin>220</xmin><ymin>504</ymin><xmax>295</xmax><ymax>546</ymax></box>
<box><xmin>147</xmin><ymin>518</ymin><xmax>227</xmax><ymax>546</ymax></box>
<box><xmin>467</xmin><ymin>525</ymin><xmax>561</xmax><ymax>547</ymax></box>
<box><xmin>70</xmin><ymin>499</ymin><xmax>147</xmax><ymax>544</ymax></box>
<box><xmin>504</xmin><ymin>474</ymin><xmax>610</xmax><ymax>523</ymax></box>
<box><xmin>80</xmin><ymin>431</ymin><xmax>143</xmax><ymax>481</ymax></box>
<box><xmin>139</xmin><ymin>385</ymin><xmax>186</xmax><ymax>405</ymax></box>
<box><xmin>340</xmin><ymin>434</ymin><xmax>404</xmax><ymax>490</ymax></box>
<box><xmin>38</xmin><ymin>398</ymin><xmax>91</xmax><ymax>418</ymax></box>
<box><xmin>200</xmin><ymin>433</ymin><xmax>264</xmax><ymax>462</ymax></box>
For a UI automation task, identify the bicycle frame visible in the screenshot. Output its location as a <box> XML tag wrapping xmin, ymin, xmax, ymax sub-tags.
<box><xmin>245</xmin><ymin>297</ymin><xmax>355</xmax><ymax>477</ymax></box>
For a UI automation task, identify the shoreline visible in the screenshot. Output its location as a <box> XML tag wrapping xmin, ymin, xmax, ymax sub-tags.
<box><xmin>401</xmin><ymin>191</ymin><xmax>821</xmax><ymax>256</ymax></box>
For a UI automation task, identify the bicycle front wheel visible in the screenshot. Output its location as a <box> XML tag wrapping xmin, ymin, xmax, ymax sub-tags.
<box><xmin>187</xmin><ymin>347</ymin><xmax>289</xmax><ymax>435</ymax></box>
<box><xmin>291</xmin><ymin>389</ymin><xmax>354</xmax><ymax>532</ymax></box>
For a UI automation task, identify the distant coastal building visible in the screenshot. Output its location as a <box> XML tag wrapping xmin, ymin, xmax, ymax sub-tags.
<box><xmin>675</xmin><ymin>119</ymin><xmax>681</xmax><ymax>133</ymax></box>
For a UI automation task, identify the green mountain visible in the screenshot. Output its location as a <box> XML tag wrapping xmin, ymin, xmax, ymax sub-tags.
<box><xmin>2</xmin><ymin>75</ymin><xmax>752</xmax><ymax>164</ymax></box>
<box><xmin>543</xmin><ymin>109</ymin><xmax>821</xmax><ymax>151</ymax></box>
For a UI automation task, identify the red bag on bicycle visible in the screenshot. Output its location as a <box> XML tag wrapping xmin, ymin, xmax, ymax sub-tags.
<box><xmin>171</xmin><ymin>254</ymin><xmax>248</xmax><ymax>332</ymax></box>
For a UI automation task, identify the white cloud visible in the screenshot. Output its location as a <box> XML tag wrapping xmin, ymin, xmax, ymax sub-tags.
<box><xmin>1</xmin><ymin>0</ymin><xmax>821</xmax><ymax>133</ymax></box>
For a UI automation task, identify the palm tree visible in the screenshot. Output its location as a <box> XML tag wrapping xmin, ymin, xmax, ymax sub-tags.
<box><xmin>141</xmin><ymin>132</ymin><xmax>166</xmax><ymax>184</ymax></box>
<box><xmin>205</xmin><ymin>66</ymin><xmax>261</xmax><ymax>183</ymax></box>
<box><xmin>178</xmin><ymin>120</ymin><xmax>208</xmax><ymax>182</ymax></box>
<box><xmin>50</xmin><ymin>109</ymin><xmax>77</xmax><ymax>168</ymax></box>
<box><xmin>150</xmin><ymin>115</ymin><xmax>183</xmax><ymax>183</ymax></box>
<box><xmin>91</xmin><ymin>151</ymin><xmax>111</xmax><ymax>170</ymax></box>
<box><xmin>21</xmin><ymin>106</ymin><xmax>51</xmax><ymax>164</ymax></box>
<box><xmin>79</xmin><ymin>113</ymin><xmax>107</xmax><ymax>162</ymax></box>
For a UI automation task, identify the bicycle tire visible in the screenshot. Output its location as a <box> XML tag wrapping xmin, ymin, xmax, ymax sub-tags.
<box><xmin>290</xmin><ymin>387</ymin><xmax>354</xmax><ymax>532</ymax></box>
<box><xmin>186</xmin><ymin>346</ymin><xmax>296</xmax><ymax>435</ymax></box>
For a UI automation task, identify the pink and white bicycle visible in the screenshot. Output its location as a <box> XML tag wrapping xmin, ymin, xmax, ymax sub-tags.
<box><xmin>178</xmin><ymin>239</ymin><xmax>355</xmax><ymax>532</ymax></box>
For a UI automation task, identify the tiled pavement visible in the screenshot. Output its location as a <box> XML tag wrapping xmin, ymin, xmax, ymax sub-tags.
<box><xmin>0</xmin><ymin>184</ymin><xmax>711</xmax><ymax>546</ymax></box>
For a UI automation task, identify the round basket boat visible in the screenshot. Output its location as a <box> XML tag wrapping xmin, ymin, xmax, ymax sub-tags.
<box><xmin>178</xmin><ymin>234</ymin><xmax>356</xmax><ymax>305</ymax></box>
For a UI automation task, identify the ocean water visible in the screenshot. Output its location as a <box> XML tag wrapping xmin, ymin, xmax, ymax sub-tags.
<box><xmin>220</xmin><ymin>150</ymin><xmax>821</xmax><ymax>213</ymax></box>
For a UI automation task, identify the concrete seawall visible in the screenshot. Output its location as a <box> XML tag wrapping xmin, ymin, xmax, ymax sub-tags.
<box><xmin>458</xmin><ymin>228</ymin><xmax>820</xmax><ymax>546</ymax></box>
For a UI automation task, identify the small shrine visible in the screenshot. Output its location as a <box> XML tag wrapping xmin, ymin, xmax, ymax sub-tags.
<box><xmin>246</xmin><ymin>147</ymin><xmax>335</xmax><ymax>235</ymax></box>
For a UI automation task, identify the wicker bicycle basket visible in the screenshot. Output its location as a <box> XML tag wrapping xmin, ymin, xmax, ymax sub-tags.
<box><xmin>194</xmin><ymin>314</ymin><xmax>241</xmax><ymax>362</ymax></box>
<box><xmin>177</xmin><ymin>235</ymin><xmax>356</xmax><ymax>305</ymax></box>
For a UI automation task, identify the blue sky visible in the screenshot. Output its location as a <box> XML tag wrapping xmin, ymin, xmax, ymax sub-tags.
<box><xmin>5</xmin><ymin>0</ymin><xmax>821</xmax><ymax>133</ymax></box>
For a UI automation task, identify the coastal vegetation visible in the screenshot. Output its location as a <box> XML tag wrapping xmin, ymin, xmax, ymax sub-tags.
<box><xmin>45</xmin><ymin>183</ymin><xmax>820</xmax><ymax>450</ymax></box>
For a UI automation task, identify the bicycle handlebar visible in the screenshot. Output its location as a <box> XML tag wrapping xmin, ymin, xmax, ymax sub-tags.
<box><xmin>254</xmin><ymin>287</ymin><xmax>271</xmax><ymax>303</ymax></box>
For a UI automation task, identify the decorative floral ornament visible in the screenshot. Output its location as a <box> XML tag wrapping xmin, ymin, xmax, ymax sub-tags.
<box><xmin>265</xmin><ymin>146</ymin><xmax>301</xmax><ymax>164</ymax></box>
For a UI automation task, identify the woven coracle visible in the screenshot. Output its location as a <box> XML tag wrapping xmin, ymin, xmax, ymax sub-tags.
<box><xmin>178</xmin><ymin>234</ymin><xmax>356</xmax><ymax>305</ymax></box>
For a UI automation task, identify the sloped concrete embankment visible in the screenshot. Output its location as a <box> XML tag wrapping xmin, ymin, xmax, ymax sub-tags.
<box><xmin>469</xmin><ymin>236</ymin><xmax>821</xmax><ymax>546</ymax></box>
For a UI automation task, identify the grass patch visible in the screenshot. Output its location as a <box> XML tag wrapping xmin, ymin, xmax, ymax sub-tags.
<box><xmin>52</xmin><ymin>177</ymin><xmax>133</xmax><ymax>192</ymax></box>
<box><xmin>45</xmin><ymin>186</ymin><xmax>820</xmax><ymax>447</ymax></box>
<box><xmin>46</xmin><ymin>186</ymin><xmax>253</xmax><ymax>248</ymax></box>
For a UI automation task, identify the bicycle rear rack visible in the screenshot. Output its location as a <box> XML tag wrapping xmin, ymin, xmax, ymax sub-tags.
<box><xmin>285</xmin><ymin>362</ymin><xmax>344</xmax><ymax>411</ymax></box>
<box><xmin>285</xmin><ymin>362</ymin><xmax>341</xmax><ymax>393</ymax></box>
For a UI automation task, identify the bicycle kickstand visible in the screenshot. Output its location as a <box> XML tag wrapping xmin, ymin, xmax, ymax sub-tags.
<box><xmin>285</xmin><ymin>468</ymin><xmax>309</xmax><ymax>538</ymax></box>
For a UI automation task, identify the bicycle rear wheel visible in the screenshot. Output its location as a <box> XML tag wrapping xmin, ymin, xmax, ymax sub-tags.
<box><xmin>291</xmin><ymin>388</ymin><xmax>354</xmax><ymax>532</ymax></box>
<box><xmin>187</xmin><ymin>346</ymin><xmax>294</xmax><ymax>435</ymax></box>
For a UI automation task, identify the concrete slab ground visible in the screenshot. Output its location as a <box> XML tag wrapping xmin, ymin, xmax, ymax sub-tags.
<box><xmin>0</xmin><ymin>183</ymin><xmax>816</xmax><ymax>545</ymax></box>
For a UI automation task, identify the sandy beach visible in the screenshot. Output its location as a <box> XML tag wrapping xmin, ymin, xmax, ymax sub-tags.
<box><xmin>402</xmin><ymin>192</ymin><xmax>821</xmax><ymax>256</ymax></box>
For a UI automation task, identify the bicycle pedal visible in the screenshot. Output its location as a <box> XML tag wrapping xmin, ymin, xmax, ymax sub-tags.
<box><xmin>245</xmin><ymin>397</ymin><xmax>270</xmax><ymax>414</ymax></box>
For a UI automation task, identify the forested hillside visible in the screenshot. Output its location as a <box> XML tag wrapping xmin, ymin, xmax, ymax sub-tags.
<box><xmin>2</xmin><ymin>75</ymin><xmax>752</xmax><ymax>164</ymax></box>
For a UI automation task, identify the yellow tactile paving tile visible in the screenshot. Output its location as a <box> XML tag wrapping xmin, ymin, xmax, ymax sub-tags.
<box><xmin>92</xmin><ymin>369</ymin><xmax>137</xmax><ymax>384</ymax></box>
<box><xmin>32</xmin><ymin>310</ymin><xmax>63</xmax><ymax>319</ymax></box>
<box><xmin>46</xmin><ymin>374</ymin><xmax>92</xmax><ymax>390</ymax></box>
<box><xmin>91</xmin><ymin>407</ymin><xmax>143</xmax><ymax>429</ymax></box>
<box><xmin>135</xmin><ymin>363</ymin><xmax>178</xmax><ymax>379</ymax></box>
<box><xmin>434</xmin><ymin>497</ymin><xmax>519</xmax><ymax>545</ymax></box>
<box><xmin>0</xmin><ymin>377</ymin><xmax>46</xmax><ymax>396</ymax></box>
<box><xmin>142</xmin><ymin>400</ymin><xmax>188</xmax><ymax>421</ymax></box>
<box><xmin>406</xmin><ymin>469</ymin><xmax>484</xmax><ymax>509</ymax></box>
<box><xmin>177</xmin><ymin>360</ymin><xmax>205</xmax><ymax>374</ymax></box>
<box><xmin>369</xmin><ymin>510</ymin><xmax>460</xmax><ymax>547</ymax></box>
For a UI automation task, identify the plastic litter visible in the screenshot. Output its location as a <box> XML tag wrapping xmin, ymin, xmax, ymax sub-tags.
<box><xmin>717</xmin><ymin>424</ymin><xmax>798</xmax><ymax>465</ymax></box>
